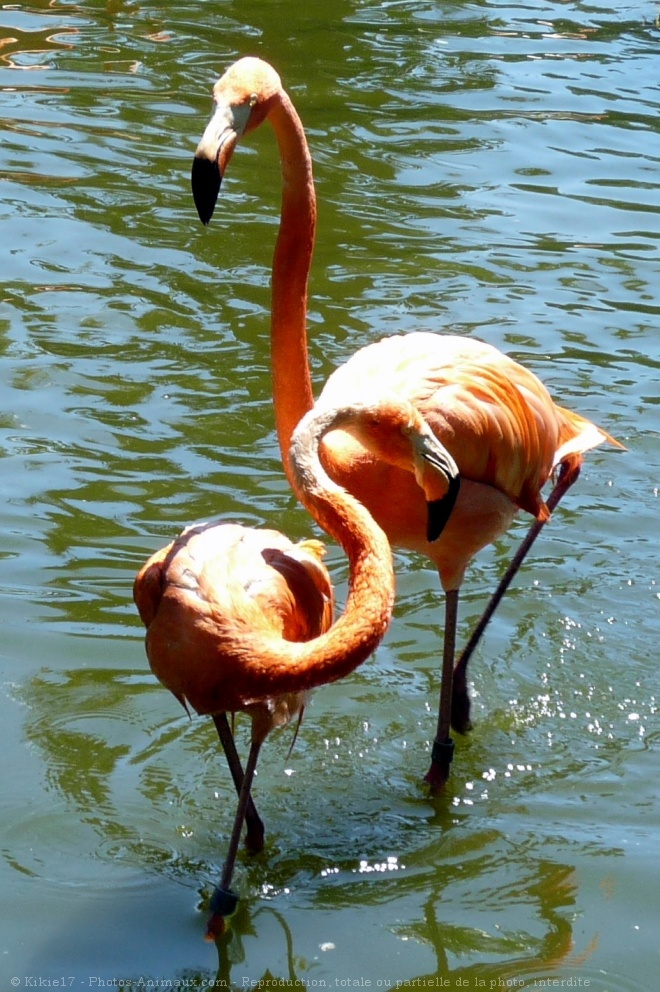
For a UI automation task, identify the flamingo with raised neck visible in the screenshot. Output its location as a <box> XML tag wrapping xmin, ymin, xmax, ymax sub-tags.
<box><xmin>191</xmin><ymin>56</ymin><xmax>623</xmax><ymax>789</ymax></box>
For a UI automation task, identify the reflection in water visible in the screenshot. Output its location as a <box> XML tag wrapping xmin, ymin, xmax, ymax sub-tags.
<box><xmin>18</xmin><ymin>667</ymin><xmax>151</xmax><ymax>867</ymax></box>
<box><xmin>0</xmin><ymin>0</ymin><xmax>173</xmax><ymax>73</ymax></box>
<box><xmin>0</xmin><ymin>17</ymin><xmax>78</xmax><ymax>72</ymax></box>
<box><xmin>17</xmin><ymin>663</ymin><xmax>603</xmax><ymax>986</ymax></box>
<box><xmin>408</xmin><ymin>863</ymin><xmax>578</xmax><ymax>985</ymax></box>
<box><xmin>208</xmin><ymin>863</ymin><xmax>581</xmax><ymax>989</ymax></box>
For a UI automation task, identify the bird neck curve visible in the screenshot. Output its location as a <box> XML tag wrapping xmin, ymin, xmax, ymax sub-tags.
<box><xmin>274</xmin><ymin>410</ymin><xmax>394</xmax><ymax>689</ymax></box>
<box><xmin>227</xmin><ymin>415</ymin><xmax>395</xmax><ymax>708</ymax></box>
<box><xmin>267</xmin><ymin>90</ymin><xmax>317</xmax><ymax>496</ymax></box>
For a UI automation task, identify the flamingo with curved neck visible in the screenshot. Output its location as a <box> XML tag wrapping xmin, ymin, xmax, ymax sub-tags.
<box><xmin>191</xmin><ymin>57</ymin><xmax>623</xmax><ymax>789</ymax></box>
<box><xmin>134</xmin><ymin>396</ymin><xmax>457</xmax><ymax>936</ymax></box>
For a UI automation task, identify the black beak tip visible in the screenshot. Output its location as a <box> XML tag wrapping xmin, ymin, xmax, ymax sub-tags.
<box><xmin>426</xmin><ymin>476</ymin><xmax>461</xmax><ymax>543</ymax></box>
<box><xmin>191</xmin><ymin>155</ymin><xmax>221</xmax><ymax>226</ymax></box>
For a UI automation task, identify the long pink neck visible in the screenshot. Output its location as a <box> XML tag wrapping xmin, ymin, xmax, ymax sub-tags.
<box><xmin>223</xmin><ymin>97</ymin><xmax>392</xmax><ymax>702</ymax></box>
<box><xmin>268</xmin><ymin>92</ymin><xmax>317</xmax><ymax>492</ymax></box>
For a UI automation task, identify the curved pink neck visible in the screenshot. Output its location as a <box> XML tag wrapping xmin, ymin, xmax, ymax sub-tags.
<box><xmin>209</xmin><ymin>471</ymin><xmax>394</xmax><ymax>711</ymax></box>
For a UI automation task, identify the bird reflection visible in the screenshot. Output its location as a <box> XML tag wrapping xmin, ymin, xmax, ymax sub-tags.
<box><xmin>204</xmin><ymin>856</ymin><xmax>588</xmax><ymax>989</ymax></box>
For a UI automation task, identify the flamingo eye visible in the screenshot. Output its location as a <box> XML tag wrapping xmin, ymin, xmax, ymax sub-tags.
<box><xmin>249</xmin><ymin>93</ymin><xmax>258</xmax><ymax>107</ymax></box>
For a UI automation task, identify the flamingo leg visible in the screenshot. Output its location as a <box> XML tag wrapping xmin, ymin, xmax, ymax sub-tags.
<box><xmin>212</xmin><ymin>713</ymin><xmax>265</xmax><ymax>854</ymax></box>
<box><xmin>424</xmin><ymin>587</ymin><xmax>459</xmax><ymax>792</ymax></box>
<box><xmin>451</xmin><ymin>459</ymin><xmax>581</xmax><ymax>735</ymax></box>
<box><xmin>206</xmin><ymin>738</ymin><xmax>262</xmax><ymax>940</ymax></box>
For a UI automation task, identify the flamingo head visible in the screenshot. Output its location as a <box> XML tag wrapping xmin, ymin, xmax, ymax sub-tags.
<box><xmin>293</xmin><ymin>397</ymin><xmax>461</xmax><ymax>544</ymax></box>
<box><xmin>191</xmin><ymin>57</ymin><xmax>282</xmax><ymax>225</ymax></box>
<box><xmin>355</xmin><ymin>398</ymin><xmax>461</xmax><ymax>542</ymax></box>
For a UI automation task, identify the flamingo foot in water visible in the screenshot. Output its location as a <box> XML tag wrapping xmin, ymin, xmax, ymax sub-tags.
<box><xmin>205</xmin><ymin>887</ymin><xmax>239</xmax><ymax>941</ymax></box>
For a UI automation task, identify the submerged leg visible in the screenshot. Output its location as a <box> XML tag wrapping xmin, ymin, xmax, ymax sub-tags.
<box><xmin>424</xmin><ymin>587</ymin><xmax>459</xmax><ymax>792</ymax></box>
<box><xmin>206</xmin><ymin>738</ymin><xmax>262</xmax><ymax>940</ymax></box>
<box><xmin>212</xmin><ymin>713</ymin><xmax>265</xmax><ymax>854</ymax></box>
<box><xmin>451</xmin><ymin>460</ymin><xmax>581</xmax><ymax>734</ymax></box>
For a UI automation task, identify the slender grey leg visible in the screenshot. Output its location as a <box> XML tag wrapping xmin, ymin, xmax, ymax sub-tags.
<box><xmin>425</xmin><ymin>588</ymin><xmax>459</xmax><ymax>791</ymax></box>
<box><xmin>212</xmin><ymin>713</ymin><xmax>265</xmax><ymax>854</ymax></box>
<box><xmin>206</xmin><ymin>739</ymin><xmax>262</xmax><ymax>939</ymax></box>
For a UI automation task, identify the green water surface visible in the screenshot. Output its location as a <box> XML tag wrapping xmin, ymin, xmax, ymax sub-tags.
<box><xmin>1</xmin><ymin>1</ymin><xmax>657</xmax><ymax>989</ymax></box>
